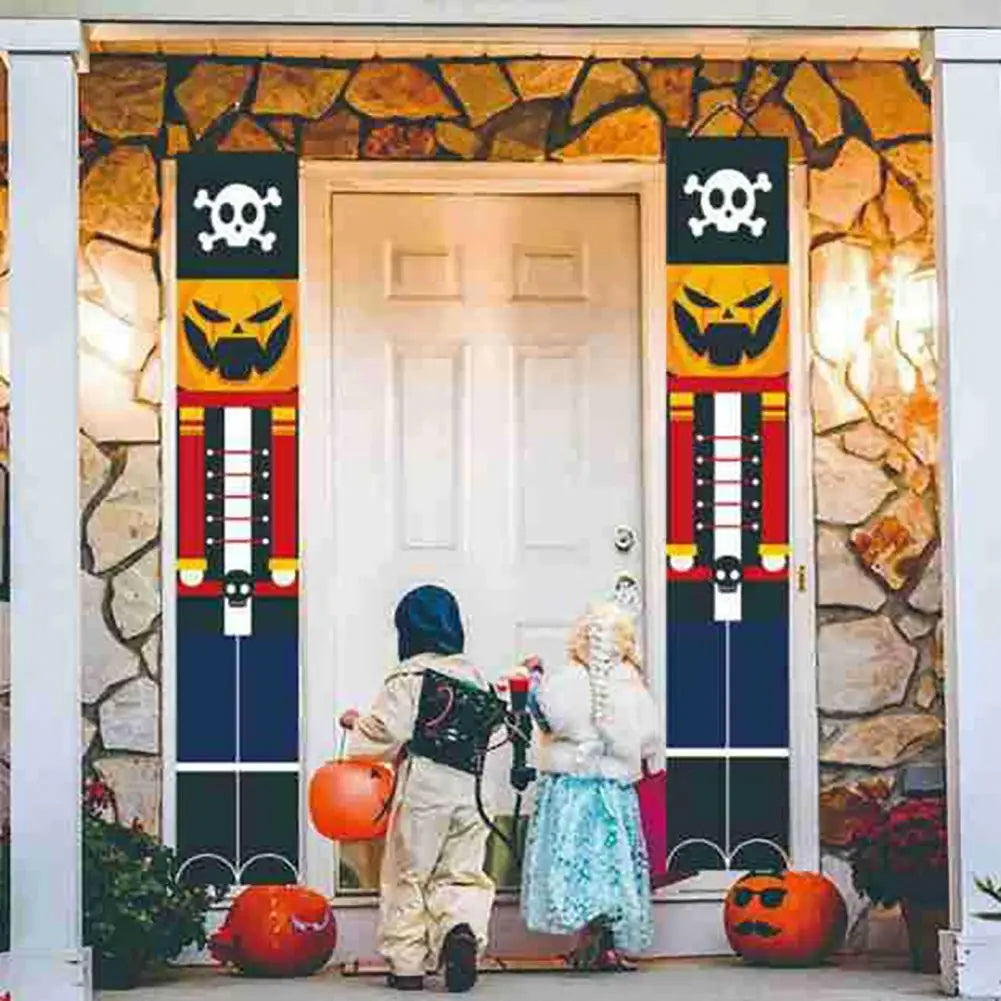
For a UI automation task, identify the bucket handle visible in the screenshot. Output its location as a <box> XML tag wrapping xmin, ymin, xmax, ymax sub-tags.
<box><xmin>334</xmin><ymin>720</ymin><xmax>397</xmax><ymax>828</ymax></box>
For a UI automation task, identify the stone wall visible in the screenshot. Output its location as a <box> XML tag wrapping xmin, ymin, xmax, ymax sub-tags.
<box><xmin>0</xmin><ymin>53</ymin><xmax>943</xmax><ymax>943</ymax></box>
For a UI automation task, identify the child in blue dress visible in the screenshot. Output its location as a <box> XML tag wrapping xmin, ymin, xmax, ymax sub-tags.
<box><xmin>520</xmin><ymin>602</ymin><xmax>663</xmax><ymax>970</ymax></box>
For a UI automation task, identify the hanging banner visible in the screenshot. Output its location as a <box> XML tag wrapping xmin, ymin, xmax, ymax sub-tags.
<box><xmin>174</xmin><ymin>154</ymin><xmax>300</xmax><ymax>885</ymax></box>
<box><xmin>665</xmin><ymin>138</ymin><xmax>790</xmax><ymax>869</ymax></box>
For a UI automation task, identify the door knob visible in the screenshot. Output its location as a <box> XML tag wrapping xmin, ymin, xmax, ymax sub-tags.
<box><xmin>614</xmin><ymin>525</ymin><xmax>638</xmax><ymax>553</ymax></box>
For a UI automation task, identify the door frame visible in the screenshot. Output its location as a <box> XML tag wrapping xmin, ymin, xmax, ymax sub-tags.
<box><xmin>299</xmin><ymin>161</ymin><xmax>668</xmax><ymax>895</ymax></box>
<box><xmin>160</xmin><ymin>160</ymin><xmax>817</xmax><ymax>916</ymax></box>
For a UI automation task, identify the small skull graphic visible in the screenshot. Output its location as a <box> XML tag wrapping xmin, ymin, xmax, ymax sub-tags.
<box><xmin>223</xmin><ymin>569</ymin><xmax>254</xmax><ymax>608</ymax></box>
<box><xmin>683</xmin><ymin>168</ymin><xmax>772</xmax><ymax>239</ymax></box>
<box><xmin>193</xmin><ymin>182</ymin><xmax>282</xmax><ymax>253</ymax></box>
<box><xmin>712</xmin><ymin>555</ymin><xmax>743</xmax><ymax>594</ymax></box>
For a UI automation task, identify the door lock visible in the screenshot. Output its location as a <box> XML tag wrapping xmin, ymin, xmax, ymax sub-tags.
<box><xmin>613</xmin><ymin>571</ymin><xmax>641</xmax><ymax>610</ymax></box>
<box><xmin>614</xmin><ymin>525</ymin><xmax>638</xmax><ymax>553</ymax></box>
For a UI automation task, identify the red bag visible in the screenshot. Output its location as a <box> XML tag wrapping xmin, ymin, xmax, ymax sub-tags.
<box><xmin>636</xmin><ymin>762</ymin><xmax>669</xmax><ymax>889</ymax></box>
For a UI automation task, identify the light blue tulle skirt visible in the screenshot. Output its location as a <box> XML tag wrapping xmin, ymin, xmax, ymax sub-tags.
<box><xmin>520</xmin><ymin>773</ymin><xmax>653</xmax><ymax>954</ymax></box>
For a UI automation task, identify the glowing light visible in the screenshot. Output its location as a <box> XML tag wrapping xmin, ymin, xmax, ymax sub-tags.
<box><xmin>811</xmin><ymin>240</ymin><xmax>872</xmax><ymax>365</ymax></box>
<box><xmin>812</xmin><ymin>244</ymin><xmax>937</xmax><ymax>403</ymax></box>
<box><xmin>896</xmin><ymin>349</ymin><xmax>917</xmax><ymax>394</ymax></box>
<box><xmin>79</xmin><ymin>298</ymin><xmax>136</xmax><ymax>369</ymax></box>
<box><xmin>849</xmin><ymin>337</ymin><xmax>872</xmax><ymax>398</ymax></box>
<box><xmin>893</xmin><ymin>263</ymin><xmax>938</xmax><ymax>378</ymax></box>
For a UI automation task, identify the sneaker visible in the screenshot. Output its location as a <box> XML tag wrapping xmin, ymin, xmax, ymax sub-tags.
<box><xmin>387</xmin><ymin>973</ymin><xmax>425</xmax><ymax>991</ymax></box>
<box><xmin>441</xmin><ymin>923</ymin><xmax>478</xmax><ymax>993</ymax></box>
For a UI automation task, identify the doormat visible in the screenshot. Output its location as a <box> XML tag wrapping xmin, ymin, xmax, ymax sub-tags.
<box><xmin>174</xmin><ymin>153</ymin><xmax>302</xmax><ymax>885</ymax></box>
<box><xmin>339</xmin><ymin>956</ymin><xmax>662</xmax><ymax>976</ymax></box>
<box><xmin>664</xmin><ymin>137</ymin><xmax>791</xmax><ymax>870</ymax></box>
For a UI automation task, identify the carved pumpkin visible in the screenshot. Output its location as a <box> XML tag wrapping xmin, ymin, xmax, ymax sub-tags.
<box><xmin>308</xmin><ymin>759</ymin><xmax>394</xmax><ymax>842</ymax></box>
<box><xmin>724</xmin><ymin>871</ymin><xmax>847</xmax><ymax>966</ymax></box>
<box><xmin>209</xmin><ymin>885</ymin><xmax>337</xmax><ymax>977</ymax></box>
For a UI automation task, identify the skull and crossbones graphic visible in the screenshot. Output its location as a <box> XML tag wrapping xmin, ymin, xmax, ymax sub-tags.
<box><xmin>193</xmin><ymin>182</ymin><xmax>282</xmax><ymax>253</ymax></box>
<box><xmin>683</xmin><ymin>168</ymin><xmax>773</xmax><ymax>239</ymax></box>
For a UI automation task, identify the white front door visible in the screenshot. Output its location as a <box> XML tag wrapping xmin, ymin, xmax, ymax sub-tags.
<box><xmin>323</xmin><ymin>190</ymin><xmax>643</xmax><ymax>879</ymax></box>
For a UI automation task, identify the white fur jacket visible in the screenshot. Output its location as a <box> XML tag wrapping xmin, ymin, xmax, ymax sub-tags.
<box><xmin>531</xmin><ymin>660</ymin><xmax>665</xmax><ymax>783</ymax></box>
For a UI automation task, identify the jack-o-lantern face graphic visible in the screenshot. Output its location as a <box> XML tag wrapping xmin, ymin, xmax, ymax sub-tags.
<box><xmin>178</xmin><ymin>279</ymin><xmax>298</xmax><ymax>393</ymax></box>
<box><xmin>723</xmin><ymin>871</ymin><xmax>847</xmax><ymax>967</ymax></box>
<box><xmin>668</xmin><ymin>264</ymin><xmax>788</xmax><ymax>379</ymax></box>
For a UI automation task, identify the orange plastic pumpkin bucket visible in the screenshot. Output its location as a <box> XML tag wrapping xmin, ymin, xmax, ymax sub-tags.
<box><xmin>308</xmin><ymin>754</ymin><xmax>394</xmax><ymax>842</ymax></box>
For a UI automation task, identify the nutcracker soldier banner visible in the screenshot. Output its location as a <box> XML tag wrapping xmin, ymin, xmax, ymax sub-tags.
<box><xmin>666</xmin><ymin>139</ymin><xmax>790</xmax><ymax>764</ymax></box>
<box><xmin>174</xmin><ymin>154</ymin><xmax>300</xmax><ymax>882</ymax></box>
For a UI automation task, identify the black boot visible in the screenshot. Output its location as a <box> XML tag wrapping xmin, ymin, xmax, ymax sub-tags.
<box><xmin>441</xmin><ymin>923</ymin><xmax>478</xmax><ymax>993</ymax></box>
<box><xmin>387</xmin><ymin>973</ymin><xmax>425</xmax><ymax>991</ymax></box>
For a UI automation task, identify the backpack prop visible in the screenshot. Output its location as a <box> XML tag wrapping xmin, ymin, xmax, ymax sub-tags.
<box><xmin>310</xmin><ymin>668</ymin><xmax>537</xmax><ymax>862</ymax></box>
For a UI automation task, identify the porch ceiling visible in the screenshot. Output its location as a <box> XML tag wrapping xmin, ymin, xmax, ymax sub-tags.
<box><xmin>85</xmin><ymin>25</ymin><xmax>919</xmax><ymax>60</ymax></box>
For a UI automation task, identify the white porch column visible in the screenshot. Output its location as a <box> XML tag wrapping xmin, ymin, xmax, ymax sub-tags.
<box><xmin>1</xmin><ymin>19</ymin><xmax>90</xmax><ymax>1001</ymax></box>
<box><xmin>924</xmin><ymin>28</ymin><xmax>1001</xmax><ymax>1000</ymax></box>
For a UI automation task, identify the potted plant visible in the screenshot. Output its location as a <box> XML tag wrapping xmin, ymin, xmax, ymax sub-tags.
<box><xmin>0</xmin><ymin>780</ymin><xmax>217</xmax><ymax>990</ymax></box>
<box><xmin>849</xmin><ymin>794</ymin><xmax>948</xmax><ymax>973</ymax></box>
<box><xmin>81</xmin><ymin>778</ymin><xmax>217</xmax><ymax>988</ymax></box>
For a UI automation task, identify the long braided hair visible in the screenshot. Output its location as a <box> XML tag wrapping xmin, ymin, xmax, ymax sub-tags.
<box><xmin>567</xmin><ymin>602</ymin><xmax>644</xmax><ymax>732</ymax></box>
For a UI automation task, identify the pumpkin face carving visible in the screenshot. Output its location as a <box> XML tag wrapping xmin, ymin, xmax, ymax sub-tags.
<box><xmin>308</xmin><ymin>759</ymin><xmax>394</xmax><ymax>842</ymax></box>
<box><xmin>724</xmin><ymin>871</ymin><xmax>847</xmax><ymax>966</ymax></box>
<box><xmin>209</xmin><ymin>885</ymin><xmax>337</xmax><ymax>977</ymax></box>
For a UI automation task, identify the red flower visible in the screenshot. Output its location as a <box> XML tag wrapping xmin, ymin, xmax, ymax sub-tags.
<box><xmin>849</xmin><ymin>795</ymin><xmax>948</xmax><ymax>908</ymax></box>
<box><xmin>84</xmin><ymin>780</ymin><xmax>111</xmax><ymax>807</ymax></box>
<box><xmin>82</xmin><ymin>778</ymin><xmax>118</xmax><ymax>819</ymax></box>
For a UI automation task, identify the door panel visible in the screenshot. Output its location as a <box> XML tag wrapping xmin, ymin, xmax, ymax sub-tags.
<box><xmin>327</xmin><ymin>193</ymin><xmax>643</xmax><ymax>883</ymax></box>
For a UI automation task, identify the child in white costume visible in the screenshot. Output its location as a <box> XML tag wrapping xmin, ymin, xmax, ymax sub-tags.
<box><xmin>521</xmin><ymin>602</ymin><xmax>664</xmax><ymax>970</ymax></box>
<box><xmin>341</xmin><ymin>585</ymin><xmax>497</xmax><ymax>993</ymax></box>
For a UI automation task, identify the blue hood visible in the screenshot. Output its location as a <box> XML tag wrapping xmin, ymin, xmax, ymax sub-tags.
<box><xmin>394</xmin><ymin>585</ymin><xmax>465</xmax><ymax>661</ymax></box>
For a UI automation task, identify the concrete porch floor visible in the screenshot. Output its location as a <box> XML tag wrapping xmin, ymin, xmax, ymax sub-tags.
<box><xmin>100</xmin><ymin>956</ymin><xmax>942</xmax><ymax>1000</ymax></box>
